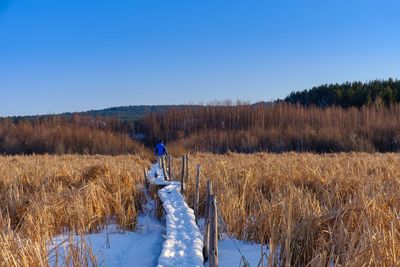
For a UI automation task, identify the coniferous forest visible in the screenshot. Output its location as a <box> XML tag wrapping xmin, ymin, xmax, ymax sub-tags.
<box><xmin>284</xmin><ymin>79</ymin><xmax>400</xmax><ymax>108</ymax></box>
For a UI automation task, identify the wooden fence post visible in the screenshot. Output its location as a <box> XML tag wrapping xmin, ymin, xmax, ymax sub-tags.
<box><xmin>168</xmin><ymin>155</ymin><xmax>173</xmax><ymax>179</ymax></box>
<box><xmin>194</xmin><ymin>164</ymin><xmax>201</xmax><ymax>224</ymax></box>
<box><xmin>185</xmin><ymin>154</ymin><xmax>189</xmax><ymax>181</ymax></box>
<box><xmin>181</xmin><ymin>155</ymin><xmax>185</xmax><ymax>194</ymax></box>
<box><xmin>161</xmin><ymin>156</ymin><xmax>168</xmax><ymax>181</ymax></box>
<box><xmin>209</xmin><ymin>195</ymin><xmax>218</xmax><ymax>267</ymax></box>
<box><xmin>181</xmin><ymin>155</ymin><xmax>185</xmax><ymax>182</ymax></box>
<box><xmin>203</xmin><ymin>180</ymin><xmax>213</xmax><ymax>261</ymax></box>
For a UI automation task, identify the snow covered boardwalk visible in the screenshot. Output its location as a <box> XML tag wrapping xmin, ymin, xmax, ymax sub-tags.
<box><xmin>148</xmin><ymin>164</ymin><xmax>204</xmax><ymax>267</ymax></box>
<box><xmin>158</xmin><ymin>184</ymin><xmax>204</xmax><ymax>267</ymax></box>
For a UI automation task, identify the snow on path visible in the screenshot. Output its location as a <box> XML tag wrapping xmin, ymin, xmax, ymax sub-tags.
<box><xmin>147</xmin><ymin>163</ymin><xmax>179</xmax><ymax>186</ymax></box>
<box><xmin>157</xmin><ymin>184</ymin><xmax>204</xmax><ymax>267</ymax></box>
<box><xmin>147</xmin><ymin>163</ymin><xmax>204</xmax><ymax>267</ymax></box>
<box><xmin>149</xmin><ymin>163</ymin><xmax>267</xmax><ymax>267</ymax></box>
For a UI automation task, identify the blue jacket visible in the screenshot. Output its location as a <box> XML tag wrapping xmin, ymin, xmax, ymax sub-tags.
<box><xmin>154</xmin><ymin>143</ymin><xmax>168</xmax><ymax>156</ymax></box>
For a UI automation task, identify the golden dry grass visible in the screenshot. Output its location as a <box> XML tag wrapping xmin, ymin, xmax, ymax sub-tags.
<box><xmin>180</xmin><ymin>152</ymin><xmax>400</xmax><ymax>266</ymax></box>
<box><xmin>0</xmin><ymin>154</ymin><xmax>149</xmax><ymax>266</ymax></box>
<box><xmin>1</xmin><ymin>153</ymin><xmax>399</xmax><ymax>266</ymax></box>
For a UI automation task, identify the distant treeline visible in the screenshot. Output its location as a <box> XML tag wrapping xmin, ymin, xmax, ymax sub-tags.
<box><xmin>285</xmin><ymin>79</ymin><xmax>400</xmax><ymax>108</ymax></box>
<box><xmin>10</xmin><ymin>105</ymin><xmax>185</xmax><ymax>124</ymax></box>
<box><xmin>4</xmin><ymin>78</ymin><xmax>400</xmax><ymax>155</ymax></box>
<box><xmin>0</xmin><ymin>115</ymin><xmax>146</xmax><ymax>155</ymax></box>
<box><xmin>139</xmin><ymin>103</ymin><xmax>400</xmax><ymax>153</ymax></box>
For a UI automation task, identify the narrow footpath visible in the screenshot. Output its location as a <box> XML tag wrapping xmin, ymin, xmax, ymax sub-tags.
<box><xmin>147</xmin><ymin>164</ymin><xmax>204</xmax><ymax>267</ymax></box>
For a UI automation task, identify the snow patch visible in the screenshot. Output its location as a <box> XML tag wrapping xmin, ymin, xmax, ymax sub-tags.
<box><xmin>48</xmin><ymin>215</ymin><xmax>165</xmax><ymax>267</ymax></box>
<box><xmin>216</xmin><ymin>239</ymin><xmax>269</xmax><ymax>267</ymax></box>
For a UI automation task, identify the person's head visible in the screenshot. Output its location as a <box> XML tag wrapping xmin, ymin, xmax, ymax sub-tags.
<box><xmin>159</xmin><ymin>140</ymin><xmax>164</xmax><ymax>144</ymax></box>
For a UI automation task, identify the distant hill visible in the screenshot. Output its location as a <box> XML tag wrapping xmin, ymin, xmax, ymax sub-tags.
<box><xmin>6</xmin><ymin>105</ymin><xmax>188</xmax><ymax>123</ymax></box>
<box><xmin>7</xmin><ymin>103</ymin><xmax>274</xmax><ymax>123</ymax></box>
<box><xmin>69</xmin><ymin>105</ymin><xmax>186</xmax><ymax>122</ymax></box>
<box><xmin>252</xmin><ymin>101</ymin><xmax>274</xmax><ymax>107</ymax></box>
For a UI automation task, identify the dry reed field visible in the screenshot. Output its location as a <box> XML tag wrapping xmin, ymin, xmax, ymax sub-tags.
<box><xmin>0</xmin><ymin>155</ymin><xmax>149</xmax><ymax>266</ymax></box>
<box><xmin>181</xmin><ymin>153</ymin><xmax>400</xmax><ymax>266</ymax></box>
<box><xmin>1</xmin><ymin>153</ymin><xmax>399</xmax><ymax>266</ymax></box>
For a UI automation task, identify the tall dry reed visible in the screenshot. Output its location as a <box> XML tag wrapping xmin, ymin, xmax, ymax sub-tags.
<box><xmin>0</xmin><ymin>154</ymin><xmax>149</xmax><ymax>266</ymax></box>
<box><xmin>180</xmin><ymin>153</ymin><xmax>400</xmax><ymax>266</ymax></box>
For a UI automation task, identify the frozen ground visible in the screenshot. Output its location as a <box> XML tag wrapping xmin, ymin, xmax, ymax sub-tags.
<box><xmin>216</xmin><ymin>239</ymin><xmax>268</xmax><ymax>267</ymax></box>
<box><xmin>49</xmin><ymin>229</ymin><xmax>264</xmax><ymax>267</ymax></box>
<box><xmin>48</xmin><ymin>214</ymin><xmax>164</xmax><ymax>267</ymax></box>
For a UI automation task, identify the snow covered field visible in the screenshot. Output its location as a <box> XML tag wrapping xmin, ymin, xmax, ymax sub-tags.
<box><xmin>48</xmin><ymin>214</ymin><xmax>164</xmax><ymax>267</ymax></box>
<box><xmin>49</xmin><ymin>223</ymin><xmax>264</xmax><ymax>267</ymax></box>
<box><xmin>216</xmin><ymin>239</ymin><xmax>267</xmax><ymax>267</ymax></box>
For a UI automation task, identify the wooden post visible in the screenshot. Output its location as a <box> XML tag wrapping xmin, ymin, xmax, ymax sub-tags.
<box><xmin>185</xmin><ymin>154</ymin><xmax>189</xmax><ymax>181</ymax></box>
<box><xmin>209</xmin><ymin>195</ymin><xmax>218</xmax><ymax>267</ymax></box>
<box><xmin>161</xmin><ymin>156</ymin><xmax>168</xmax><ymax>181</ymax></box>
<box><xmin>203</xmin><ymin>180</ymin><xmax>213</xmax><ymax>260</ymax></box>
<box><xmin>168</xmin><ymin>155</ymin><xmax>173</xmax><ymax>179</ymax></box>
<box><xmin>181</xmin><ymin>155</ymin><xmax>185</xmax><ymax>194</ymax></box>
<box><xmin>181</xmin><ymin>155</ymin><xmax>185</xmax><ymax>183</ymax></box>
<box><xmin>194</xmin><ymin>164</ymin><xmax>201</xmax><ymax>224</ymax></box>
<box><xmin>167</xmin><ymin>155</ymin><xmax>170</xmax><ymax>177</ymax></box>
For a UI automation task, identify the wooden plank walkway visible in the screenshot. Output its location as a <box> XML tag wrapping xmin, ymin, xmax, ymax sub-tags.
<box><xmin>147</xmin><ymin>164</ymin><xmax>204</xmax><ymax>267</ymax></box>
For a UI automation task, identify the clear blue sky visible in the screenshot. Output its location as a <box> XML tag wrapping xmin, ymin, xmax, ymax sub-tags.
<box><xmin>1</xmin><ymin>0</ymin><xmax>399</xmax><ymax>116</ymax></box>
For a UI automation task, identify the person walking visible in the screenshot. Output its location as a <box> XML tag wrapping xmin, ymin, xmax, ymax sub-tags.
<box><xmin>154</xmin><ymin>140</ymin><xmax>168</xmax><ymax>168</ymax></box>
